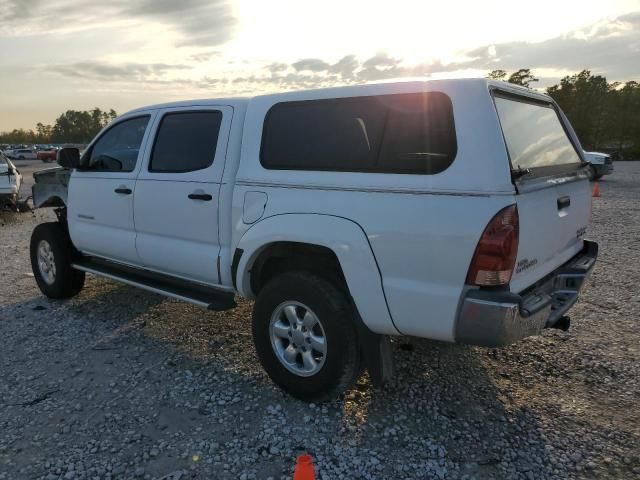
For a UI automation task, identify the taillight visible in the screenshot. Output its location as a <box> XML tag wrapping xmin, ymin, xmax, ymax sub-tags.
<box><xmin>466</xmin><ymin>204</ymin><xmax>519</xmax><ymax>287</ymax></box>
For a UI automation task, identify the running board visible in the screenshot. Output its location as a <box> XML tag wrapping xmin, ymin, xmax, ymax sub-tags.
<box><xmin>71</xmin><ymin>257</ymin><xmax>236</xmax><ymax>311</ymax></box>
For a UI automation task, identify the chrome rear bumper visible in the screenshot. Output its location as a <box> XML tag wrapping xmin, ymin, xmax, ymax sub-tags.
<box><xmin>455</xmin><ymin>240</ymin><xmax>598</xmax><ymax>347</ymax></box>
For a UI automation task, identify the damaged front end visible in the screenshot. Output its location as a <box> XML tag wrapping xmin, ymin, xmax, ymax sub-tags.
<box><xmin>32</xmin><ymin>167</ymin><xmax>71</xmax><ymax>208</ymax></box>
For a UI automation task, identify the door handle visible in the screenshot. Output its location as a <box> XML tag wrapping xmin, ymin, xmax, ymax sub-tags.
<box><xmin>114</xmin><ymin>187</ymin><xmax>132</xmax><ymax>195</ymax></box>
<box><xmin>188</xmin><ymin>193</ymin><xmax>213</xmax><ymax>201</ymax></box>
<box><xmin>557</xmin><ymin>195</ymin><xmax>571</xmax><ymax>210</ymax></box>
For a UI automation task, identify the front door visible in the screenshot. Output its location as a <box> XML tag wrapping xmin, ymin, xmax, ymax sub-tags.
<box><xmin>133</xmin><ymin>106</ymin><xmax>232</xmax><ymax>285</ymax></box>
<box><xmin>68</xmin><ymin>115</ymin><xmax>152</xmax><ymax>264</ymax></box>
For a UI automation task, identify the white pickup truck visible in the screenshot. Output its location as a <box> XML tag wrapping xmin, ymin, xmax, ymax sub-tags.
<box><xmin>31</xmin><ymin>79</ymin><xmax>598</xmax><ymax>400</ymax></box>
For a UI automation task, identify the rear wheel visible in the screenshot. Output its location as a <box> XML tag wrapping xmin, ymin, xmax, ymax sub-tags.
<box><xmin>252</xmin><ymin>271</ymin><xmax>360</xmax><ymax>401</ymax></box>
<box><xmin>30</xmin><ymin>222</ymin><xmax>85</xmax><ymax>299</ymax></box>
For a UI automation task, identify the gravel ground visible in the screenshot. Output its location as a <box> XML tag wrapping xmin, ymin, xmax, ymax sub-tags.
<box><xmin>1</xmin><ymin>163</ymin><xmax>639</xmax><ymax>480</ymax></box>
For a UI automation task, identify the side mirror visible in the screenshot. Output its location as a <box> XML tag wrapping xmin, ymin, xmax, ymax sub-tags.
<box><xmin>57</xmin><ymin>148</ymin><xmax>81</xmax><ymax>169</ymax></box>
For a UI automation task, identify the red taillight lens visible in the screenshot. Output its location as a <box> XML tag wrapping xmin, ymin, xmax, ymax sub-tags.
<box><xmin>466</xmin><ymin>204</ymin><xmax>519</xmax><ymax>287</ymax></box>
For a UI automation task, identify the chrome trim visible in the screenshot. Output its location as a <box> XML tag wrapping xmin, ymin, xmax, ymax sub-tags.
<box><xmin>71</xmin><ymin>264</ymin><xmax>210</xmax><ymax>308</ymax></box>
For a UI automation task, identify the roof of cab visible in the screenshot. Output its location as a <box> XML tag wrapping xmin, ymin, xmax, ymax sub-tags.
<box><xmin>122</xmin><ymin>78</ymin><xmax>553</xmax><ymax>117</ymax></box>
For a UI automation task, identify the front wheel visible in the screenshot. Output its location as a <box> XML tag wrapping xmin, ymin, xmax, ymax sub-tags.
<box><xmin>252</xmin><ymin>271</ymin><xmax>360</xmax><ymax>401</ymax></box>
<box><xmin>586</xmin><ymin>164</ymin><xmax>596</xmax><ymax>181</ymax></box>
<box><xmin>30</xmin><ymin>222</ymin><xmax>85</xmax><ymax>299</ymax></box>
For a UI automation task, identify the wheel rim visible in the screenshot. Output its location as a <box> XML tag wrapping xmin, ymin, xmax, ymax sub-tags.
<box><xmin>269</xmin><ymin>301</ymin><xmax>327</xmax><ymax>377</ymax></box>
<box><xmin>37</xmin><ymin>240</ymin><xmax>56</xmax><ymax>285</ymax></box>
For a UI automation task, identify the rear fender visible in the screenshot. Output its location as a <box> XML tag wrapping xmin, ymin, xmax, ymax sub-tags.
<box><xmin>235</xmin><ymin>213</ymin><xmax>399</xmax><ymax>335</ymax></box>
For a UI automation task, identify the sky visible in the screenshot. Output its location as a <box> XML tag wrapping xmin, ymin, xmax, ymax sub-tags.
<box><xmin>1</xmin><ymin>0</ymin><xmax>639</xmax><ymax>131</ymax></box>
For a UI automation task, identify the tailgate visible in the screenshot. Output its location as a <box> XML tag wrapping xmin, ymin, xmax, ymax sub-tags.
<box><xmin>511</xmin><ymin>179</ymin><xmax>591</xmax><ymax>293</ymax></box>
<box><xmin>492</xmin><ymin>91</ymin><xmax>591</xmax><ymax>294</ymax></box>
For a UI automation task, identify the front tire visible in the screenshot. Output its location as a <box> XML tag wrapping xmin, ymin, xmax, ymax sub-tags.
<box><xmin>586</xmin><ymin>164</ymin><xmax>596</xmax><ymax>181</ymax></box>
<box><xmin>252</xmin><ymin>271</ymin><xmax>360</xmax><ymax>401</ymax></box>
<box><xmin>30</xmin><ymin>222</ymin><xmax>85</xmax><ymax>299</ymax></box>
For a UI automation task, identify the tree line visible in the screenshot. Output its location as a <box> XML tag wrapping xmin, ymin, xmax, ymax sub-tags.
<box><xmin>489</xmin><ymin>69</ymin><xmax>640</xmax><ymax>158</ymax></box>
<box><xmin>0</xmin><ymin>108</ymin><xmax>118</xmax><ymax>145</ymax></box>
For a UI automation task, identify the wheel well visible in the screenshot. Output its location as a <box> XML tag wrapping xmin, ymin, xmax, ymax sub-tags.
<box><xmin>249</xmin><ymin>242</ymin><xmax>347</xmax><ymax>295</ymax></box>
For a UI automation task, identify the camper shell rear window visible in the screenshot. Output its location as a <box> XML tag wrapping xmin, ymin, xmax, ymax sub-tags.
<box><xmin>260</xmin><ymin>92</ymin><xmax>457</xmax><ymax>175</ymax></box>
<box><xmin>492</xmin><ymin>91</ymin><xmax>583</xmax><ymax>177</ymax></box>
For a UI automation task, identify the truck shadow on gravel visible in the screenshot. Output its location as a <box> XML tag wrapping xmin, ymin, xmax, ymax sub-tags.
<box><xmin>0</xmin><ymin>280</ymin><xmax>555</xmax><ymax>479</ymax></box>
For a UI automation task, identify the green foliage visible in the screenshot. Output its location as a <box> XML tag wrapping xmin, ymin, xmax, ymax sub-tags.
<box><xmin>0</xmin><ymin>108</ymin><xmax>117</xmax><ymax>144</ymax></box>
<box><xmin>487</xmin><ymin>68</ymin><xmax>538</xmax><ymax>88</ymax></box>
<box><xmin>487</xmin><ymin>69</ymin><xmax>508</xmax><ymax>81</ymax></box>
<box><xmin>547</xmin><ymin>70</ymin><xmax>640</xmax><ymax>157</ymax></box>
<box><xmin>507</xmin><ymin>69</ymin><xmax>539</xmax><ymax>88</ymax></box>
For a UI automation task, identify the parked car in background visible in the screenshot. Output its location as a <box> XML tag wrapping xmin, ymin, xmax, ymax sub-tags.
<box><xmin>29</xmin><ymin>79</ymin><xmax>598</xmax><ymax>400</ymax></box>
<box><xmin>0</xmin><ymin>153</ymin><xmax>22</xmax><ymax>209</ymax></box>
<box><xmin>583</xmin><ymin>151</ymin><xmax>614</xmax><ymax>180</ymax></box>
<box><xmin>37</xmin><ymin>148</ymin><xmax>59</xmax><ymax>162</ymax></box>
<box><xmin>9</xmin><ymin>148</ymin><xmax>37</xmax><ymax>160</ymax></box>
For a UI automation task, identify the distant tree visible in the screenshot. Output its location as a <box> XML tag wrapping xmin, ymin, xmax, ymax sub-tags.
<box><xmin>487</xmin><ymin>69</ymin><xmax>508</xmax><ymax>81</ymax></box>
<box><xmin>0</xmin><ymin>108</ymin><xmax>118</xmax><ymax>144</ymax></box>
<box><xmin>547</xmin><ymin>70</ymin><xmax>610</xmax><ymax>149</ymax></box>
<box><xmin>507</xmin><ymin>69</ymin><xmax>539</xmax><ymax>88</ymax></box>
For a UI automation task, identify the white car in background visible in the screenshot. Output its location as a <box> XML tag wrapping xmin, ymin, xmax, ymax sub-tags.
<box><xmin>583</xmin><ymin>151</ymin><xmax>614</xmax><ymax>180</ymax></box>
<box><xmin>10</xmin><ymin>148</ymin><xmax>37</xmax><ymax>160</ymax></box>
<box><xmin>0</xmin><ymin>153</ymin><xmax>22</xmax><ymax>209</ymax></box>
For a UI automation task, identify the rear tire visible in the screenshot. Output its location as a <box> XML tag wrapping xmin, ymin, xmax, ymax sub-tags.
<box><xmin>30</xmin><ymin>222</ymin><xmax>85</xmax><ymax>299</ymax></box>
<box><xmin>252</xmin><ymin>271</ymin><xmax>360</xmax><ymax>401</ymax></box>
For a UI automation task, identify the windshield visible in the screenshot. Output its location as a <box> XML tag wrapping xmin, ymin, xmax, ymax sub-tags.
<box><xmin>494</xmin><ymin>95</ymin><xmax>582</xmax><ymax>172</ymax></box>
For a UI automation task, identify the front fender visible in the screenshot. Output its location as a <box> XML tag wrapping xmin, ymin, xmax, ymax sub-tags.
<box><xmin>235</xmin><ymin>213</ymin><xmax>399</xmax><ymax>335</ymax></box>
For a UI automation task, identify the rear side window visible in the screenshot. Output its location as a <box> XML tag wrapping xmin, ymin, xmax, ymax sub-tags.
<box><xmin>150</xmin><ymin>111</ymin><xmax>222</xmax><ymax>173</ymax></box>
<box><xmin>494</xmin><ymin>95</ymin><xmax>582</xmax><ymax>172</ymax></box>
<box><xmin>261</xmin><ymin>92</ymin><xmax>456</xmax><ymax>174</ymax></box>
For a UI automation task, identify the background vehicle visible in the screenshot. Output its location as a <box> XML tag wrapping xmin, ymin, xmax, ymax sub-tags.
<box><xmin>10</xmin><ymin>148</ymin><xmax>37</xmax><ymax>160</ymax></box>
<box><xmin>0</xmin><ymin>153</ymin><xmax>22</xmax><ymax>209</ymax></box>
<box><xmin>37</xmin><ymin>148</ymin><xmax>59</xmax><ymax>162</ymax></box>
<box><xmin>583</xmin><ymin>150</ymin><xmax>614</xmax><ymax>180</ymax></box>
<box><xmin>30</xmin><ymin>79</ymin><xmax>597</xmax><ymax>400</ymax></box>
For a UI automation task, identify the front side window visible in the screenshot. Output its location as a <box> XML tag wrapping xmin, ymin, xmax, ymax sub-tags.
<box><xmin>494</xmin><ymin>95</ymin><xmax>582</xmax><ymax>172</ymax></box>
<box><xmin>260</xmin><ymin>92</ymin><xmax>457</xmax><ymax>174</ymax></box>
<box><xmin>85</xmin><ymin>116</ymin><xmax>150</xmax><ymax>172</ymax></box>
<box><xmin>150</xmin><ymin>111</ymin><xmax>222</xmax><ymax>173</ymax></box>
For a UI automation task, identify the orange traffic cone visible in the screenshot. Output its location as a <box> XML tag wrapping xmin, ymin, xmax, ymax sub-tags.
<box><xmin>293</xmin><ymin>454</ymin><xmax>315</xmax><ymax>480</ymax></box>
<box><xmin>592</xmin><ymin>181</ymin><xmax>600</xmax><ymax>197</ymax></box>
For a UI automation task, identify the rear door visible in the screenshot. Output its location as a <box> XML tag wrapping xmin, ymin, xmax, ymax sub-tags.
<box><xmin>493</xmin><ymin>92</ymin><xmax>591</xmax><ymax>293</ymax></box>
<box><xmin>134</xmin><ymin>106</ymin><xmax>232</xmax><ymax>285</ymax></box>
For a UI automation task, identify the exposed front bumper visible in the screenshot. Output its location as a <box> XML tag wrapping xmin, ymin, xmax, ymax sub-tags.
<box><xmin>455</xmin><ymin>240</ymin><xmax>598</xmax><ymax>347</ymax></box>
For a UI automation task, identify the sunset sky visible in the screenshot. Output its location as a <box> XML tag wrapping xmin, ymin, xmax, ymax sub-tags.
<box><xmin>1</xmin><ymin>0</ymin><xmax>639</xmax><ymax>131</ymax></box>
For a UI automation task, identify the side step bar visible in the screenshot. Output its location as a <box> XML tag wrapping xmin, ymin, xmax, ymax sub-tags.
<box><xmin>71</xmin><ymin>257</ymin><xmax>236</xmax><ymax>311</ymax></box>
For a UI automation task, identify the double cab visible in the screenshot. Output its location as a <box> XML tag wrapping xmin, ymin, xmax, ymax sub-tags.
<box><xmin>31</xmin><ymin>79</ymin><xmax>597</xmax><ymax>400</ymax></box>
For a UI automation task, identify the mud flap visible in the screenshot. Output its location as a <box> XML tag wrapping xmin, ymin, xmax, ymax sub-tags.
<box><xmin>354</xmin><ymin>312</ymin><xmax>395</xmax><ymax>386</ymax></box>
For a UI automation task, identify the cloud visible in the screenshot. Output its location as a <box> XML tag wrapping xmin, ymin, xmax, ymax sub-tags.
<box><xmin>0</xmin><ymin>0</ymin><xmax>236</xmax><ymax>47</ymax></box>
<box><xmin>29</xmin><ymin>9</ymin><xmax>640</xmax><ymax>99</ymax></box>
<box><xmin>464</xmin><ymin>11</ymin><xmax>640</xmax><ymax>80</ymax></box>
<box><xmin>292</xmin><ymin>59</ymin><xmax>332</xmax><ymax>72</ymax></box>
<box><xmin>51</xmin><ymin>61</ymin><xmax>190</xmax><ymax>81</ymax></box>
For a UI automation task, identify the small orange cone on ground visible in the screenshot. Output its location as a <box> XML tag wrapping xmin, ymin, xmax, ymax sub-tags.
<box><xmin>592</xmin><ymin>181</ymin><xmax>601</xmax><ymax>197</ymax></box>
<box><xmin>293</xmin><ymin>454</ymin><xmax>315</xmax><ymax>480</ymax></box>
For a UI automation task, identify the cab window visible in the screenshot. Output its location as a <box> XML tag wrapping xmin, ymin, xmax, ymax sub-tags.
<box><xmin>85</xmin><ymin>116</ymin><xmax>150</xmax><ymax>172</ymax></box>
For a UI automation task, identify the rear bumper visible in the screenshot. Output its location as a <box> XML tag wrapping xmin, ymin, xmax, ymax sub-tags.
<box><xmin>455</xmin><ymin>240</ymin><xmax>598</xmax><ymax>347</ymax></box>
